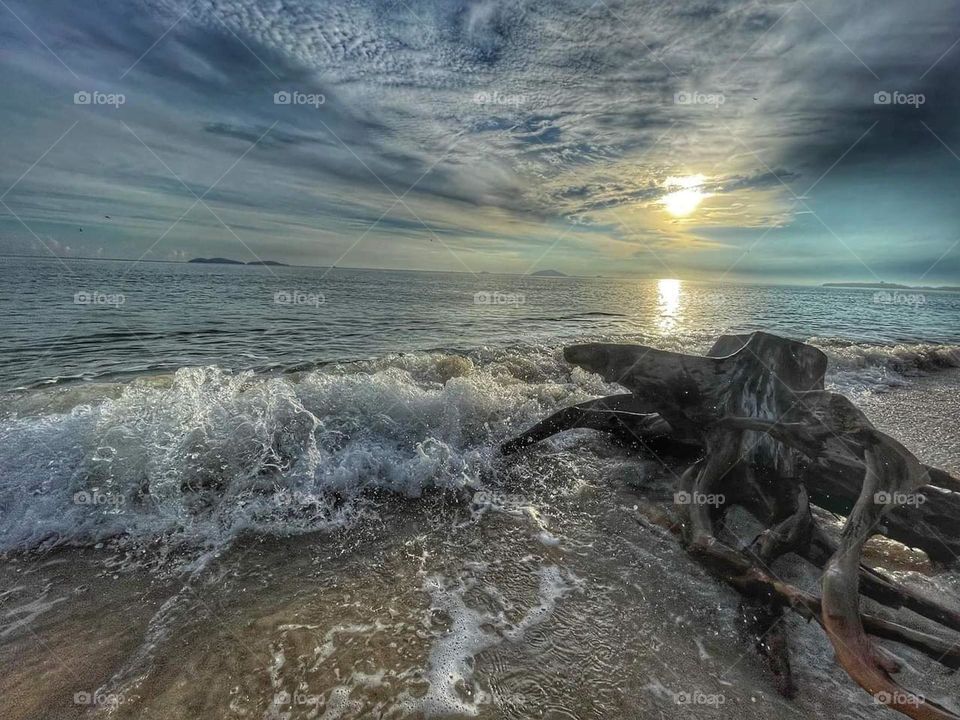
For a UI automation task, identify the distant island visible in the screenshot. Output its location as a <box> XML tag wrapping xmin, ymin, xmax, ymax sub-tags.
<box><xmin>189</xmin><ymin>257</ymin><xmax>289</xmax><ymax>266</ymax></box>
<box><xmin>823</xmin><ymin>281</ymin><xmax>960</xmax><ymax>291</ymax></box>
<box><xmin>529</xmin><ymin>269</ymin><xmax>568</xmax><ymax>277</ymax></box>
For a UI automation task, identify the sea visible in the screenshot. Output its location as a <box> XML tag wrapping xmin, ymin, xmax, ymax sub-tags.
<box><xmin>1</xmin><ymin>256</ymin><xmax>958</xmax><ymax>719</ymax></box>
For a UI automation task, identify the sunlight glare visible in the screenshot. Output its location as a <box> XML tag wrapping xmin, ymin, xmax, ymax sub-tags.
<box><xmin>660</xmin><ymin>175</ymin><xmax>708</xmax><ymax>217</ymax></box>
<box><xmin>656</xmin><ymin>278</ymin><xmax>682</xmax><ymax>333</ymax></box>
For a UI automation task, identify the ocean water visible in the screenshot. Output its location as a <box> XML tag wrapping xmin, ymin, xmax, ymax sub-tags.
<box><xmin>3</xmin><ymin>256</ymin><xmax>959</xmax><ymax>552</ymax></box>
<box><xmin>3</xmin><ymin>256</ymin><xmax>960</xmax><ymax>390</ymax></box>
<box><xmin>1</xmin><ymin>256</ymin><xmax>959</xmax><ymax>720</ymax></box>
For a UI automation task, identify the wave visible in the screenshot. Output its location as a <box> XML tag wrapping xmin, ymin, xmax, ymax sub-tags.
<box><xmin>1</xmin><ymin>338</ymin><xmax>957</xmax><ymax>559</ymax></box>
<box><xmin>0</xmin><ymin>347</ymin><xmax>614</xmax><ymax>558</ymax></box>
<box><xmin>815</xmin><ymin>338</ymin><xmax>960</xmax><ymax>373</ymax></box>
<box><xmin>540</xmin><ymin>311</ymin><xmax>628</xmax><ymax>321</ymax></box>
<box><xmin>812</xmin><ymin>338</ymin><xmax>960</xmax><ymax>396</ymax></box>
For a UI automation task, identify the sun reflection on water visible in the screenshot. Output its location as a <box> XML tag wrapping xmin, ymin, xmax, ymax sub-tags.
<box><xmin>656</xmin><ymin>278</ymin><xmax>682</xmax><ymax>333</ymax></box>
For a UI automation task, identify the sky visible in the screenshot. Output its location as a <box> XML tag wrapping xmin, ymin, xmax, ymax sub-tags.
<box><xmin>0</xmin><ymin>0</ymin><xmax>958</xmax><ymax>284</ymax></box>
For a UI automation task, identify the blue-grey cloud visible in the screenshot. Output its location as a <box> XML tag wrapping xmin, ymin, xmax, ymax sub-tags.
<box><xmin>0</xmin><ymin>0</ymin><xmax>957</xmax><ymax>282</ymax></box>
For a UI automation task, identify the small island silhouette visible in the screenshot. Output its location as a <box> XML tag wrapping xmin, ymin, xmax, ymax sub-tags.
<box><xmin>529</xmin><ymin>269</ymin><xmax>568</xmax><ymax>277</ymax></box>
<box><xmin>189</xmin><ymin>257</ymin><xmax>289</xmax><ymax>266</ymax></box>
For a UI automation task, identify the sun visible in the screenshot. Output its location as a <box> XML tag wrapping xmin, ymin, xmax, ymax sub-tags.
<box><xmin>662</xmin><ymin>189</ymin><xmax>705</xmax><ymax>216</ymax></box>
<box><xmin>660</xmin><ymin>175</ymin><xmax>709</xmax><ymax>217</ymax></box>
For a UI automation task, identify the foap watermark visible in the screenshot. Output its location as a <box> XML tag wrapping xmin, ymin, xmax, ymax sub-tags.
<box><xmin>874</xmin><ymin>491</ymin><xmax>927</xmax><ymax>508</ymax></box>
<box><xmin>274</xmin><ymin>290</ymin><xmax>325</xmax><ymax>307</ymax></box>
<box><xmin>875</xmin><ymin>691</ymin><xmax>925</xmax><ymax>707</ymax></box>
<box><xmin>274</xmin><ymin>90</ymin><xmax>325</xmax><ymax>108</ymax></box>
<box><xmin>674</xmin><ymin>90</ymin><xmax>725</xmax><ymax>107</ymax></box>
<box><xmin>472</xmin><ymin>491</ymin><xmax>529</xmax><ymax>510</ymax></box>
<box><xmin>873</xmin><ymin>290</ymin><xmax>925</xmax><ymax>308</ymax></box>
<box><xmin>874</xmin><ymin>90</ymin><xmax>925</xmax><ymax>108</ymax></box>
<box><xmin>74</xmin><ymin>691</ymin><xmax>125</xmax><ymax>708</ymax></box>
<box><xmin>473</xmin><ymin>290</ymin><xmax>525</xmax><ymax>306</ymax></box>
<box><xmin>74</xmin><ymin>90</ymin><xmax>126</xmax><ymax>108</ymax></box>
<box><xmin>273</xmin><ymin>490</ymin><xmax>322</xmax><ymax>507</ymax></box>
<box><xmin>674</xmin><ymin>490</ymin><xmax>725</xmax><ymax>507</ymax></box>
<box><xmin>74</xmin><ymin>290</ymin><xmax>125</xmax><ymax>307</ymax></box>
<box><xmin>73</xmin><ymin>489</ymin><xmax>125</xmax><ymax>508</ymax></box>
<box><xmin>273</xmin><ymin>691</ymin><xmax>321</xmax><ymax>708</ymax></box>
<box><xmin>673</xmin><ymin>690</ymin><xmax>725</xmax><ymax>707</ymax></box>
<box><xmin>473</xmin><ymin>90</ymin><xmax>525</xmax><ymax>107</ymax></box>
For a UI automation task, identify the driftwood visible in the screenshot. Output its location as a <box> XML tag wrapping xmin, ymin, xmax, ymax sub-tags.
<box><xmin>499</xmin><ymin>393</ymin><xmax>701</xmax><ymax>457</ymax></box>
<box><xmin>500</xmin><ymin>332</ymin><xmax>960</xmax><ymax>719</ymax></box>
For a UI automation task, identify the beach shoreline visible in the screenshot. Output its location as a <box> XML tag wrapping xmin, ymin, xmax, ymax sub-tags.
<box><xmin>1</xmin><ymin>357</ymin><xmax>957</xmax><ymax>720</ymax></box>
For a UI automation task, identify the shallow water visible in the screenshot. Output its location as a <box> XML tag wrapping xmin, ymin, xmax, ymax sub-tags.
<box><xmin>1</xmin><ymin>365</ymin><xmax>959</xmax><ymax>720</ymax></box>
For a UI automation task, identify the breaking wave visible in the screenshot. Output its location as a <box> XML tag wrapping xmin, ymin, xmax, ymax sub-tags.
<box><xmin>814</xmin><ymin>338</ymin><xmax>960</xmax><ymax>396</ymax></box>
<box><xmin>1</xmin><ymin>337</ymin><xmax>957</xmax><ymax>557</ymax></box>
<box><xmin>0</xmin><ymin>347</ymin><xmax>613</xmax><ymax>557</ymax></box>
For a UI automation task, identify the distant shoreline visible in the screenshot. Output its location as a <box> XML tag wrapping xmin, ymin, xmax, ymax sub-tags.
<box><xmin>0</xmin><ymin>255</ymin><xmax>954</xmax><ymax>288</ymax></box>
<box><xmin>0</xmin><ymin>255</ymin><xmax>625</xmax><ymax>279</ymax></box>
<box><xmin>823</xmin><ymin>282</ymin><xmax>960</xmax><ymax>292</ymax></box>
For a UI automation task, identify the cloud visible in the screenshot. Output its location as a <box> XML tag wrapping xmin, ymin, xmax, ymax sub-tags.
<box><xmin>0</xmin><ymin>0</ymin><xmax>957</xmax><ymax>281</ymax></box>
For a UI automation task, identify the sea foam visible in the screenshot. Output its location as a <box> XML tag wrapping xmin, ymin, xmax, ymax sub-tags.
<box><xmin>0</xmin><ymin>349</ymin><xmax>610</xmax><ymax>556</ymax></box>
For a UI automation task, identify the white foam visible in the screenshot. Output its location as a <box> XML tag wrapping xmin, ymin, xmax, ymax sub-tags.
<box><xmin>418</xmin><ymin>564</ymin><xmax>579</xmax><ymax>716</ymax></box>
<box><xmin>815</xmin><ymin>339</ymin><xmax>960</xmax><ymax>397</ymax></box>
<box><xmin>0</xmin><ymin>584</ymin><xmax>67</xmax><ymax>639</ymax></box>
<box><xmin>0</xmin><ymin>350</ymin><xmax>612</xmax><ymax>558</ymax></box>
<box><xmin>263</xmin><ymin>620</ymin><xmax>394</xmax><ymax>719</ymax></box>
<box><xmin>418</xmin><ymin>574</ymin><xmax>495</xmax><ymax>717</ymax></box>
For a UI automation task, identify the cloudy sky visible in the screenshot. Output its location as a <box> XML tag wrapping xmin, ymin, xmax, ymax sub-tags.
<box><xmin>1</xmin><ymin>0</ymin><xmax>958</xmax><ymax>283</ymax></box>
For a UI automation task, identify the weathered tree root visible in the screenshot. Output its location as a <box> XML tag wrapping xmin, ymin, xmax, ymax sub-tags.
<box><xmin>632</xmin><ymin>502</ymin><xmax>960</xmax><ymax>669</ymax></box>
<box><xmin>498</xmin><ymin>393</ymin><xmax>700</xmax><ymax>457</ymax></box>
<box><xmin>502</xmin><ymin>332</ymin><xmax>960</xmax><ymax>719</ymax></box>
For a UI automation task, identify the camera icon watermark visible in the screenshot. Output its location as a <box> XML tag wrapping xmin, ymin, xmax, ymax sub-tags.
<box><xmin>674</xmin><ymin>91</ymin><xmax>725</xmax><ymax>107</ymax></box>
<box><xmin>73</xmin><ymin>90</ymin><xmax>126</xmax><ymax>108</ymax></box>
<box><xmin>472</xmin><ymin>491</ymin><xmax>529</xmax><ymax>511</ymax></box>
<box><xmin>872</xmin><ymin>290</ymin><xmax>925</xmax><ymax>308</ymax></box>
<box><xmin>273</xmin><ymin>691</ymin><xmax>321</xmax><ymax>707</ymax></box>
<box><xmin>473</xmin><ymin>90</ymin><xmax>525</xmax><ymax>107</ymax></box>
<box><xmin>674</xmin><ymin>490</ymin><xmax>725</xmax><ymax>507</ymax></box>
<box><xmin>673</xmin><ymin>690</ymin><xmax>725</xmax><ymax>707</ymax></box>
<box><xmin>874</xmin><ymin>491</ymin><xmax>927</xmax><ymax>507</ymax></box>
<box><xmin>73</xmin><ymin>489</ymin><xmax>125</xmax><ymax>508</ymax></box>
<box><xmin>273</xmin><ymin>90</ymin><xmax>325</xmax><ymax>108</ymax></box>
<box><xmin>874</xmin><ymin>691</ymin><xmax>924</xmax><ymax>707</ymax></box>
<box><xmin>873</xmin><ymin>90</ymin><xmax>925</xmax><ymax>108</ymax></box>
<box><xmin>74</xmin><ymin>290</ymin><xmax>125</xmax><ymax>307</ymax></box>
<box><xmin>473</xmin><ymin>290</ymin><xmax>525</xmax><ymax>306</ymax></box>
<box><xmin>74</xmin><ymin>691</ymin><xmax>125</xmax><ymax>708</ymax></box>
<box><xmin>274</xmin><ymin>289</ymin><xmax>325</xmax><ymax>307</ymax></box>
<box><xmin>273</xmin><ymin>490</ymin><xmax>321</xmax><ymax>507</ymax></box>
